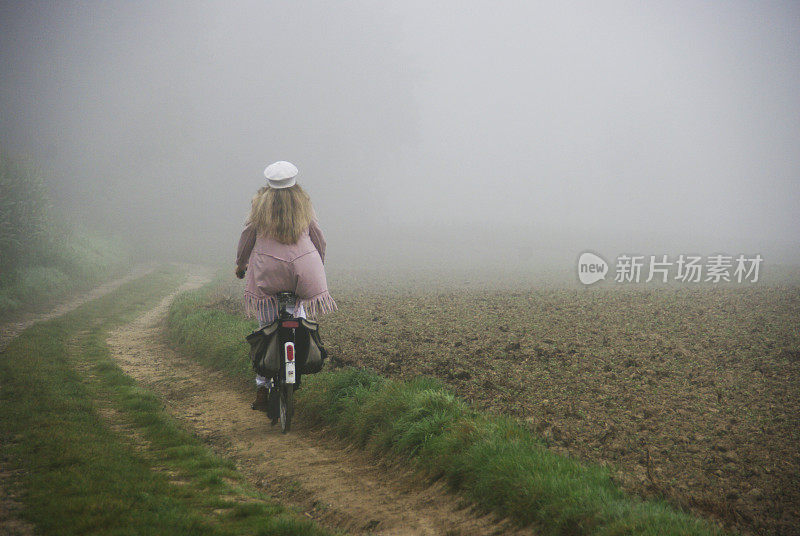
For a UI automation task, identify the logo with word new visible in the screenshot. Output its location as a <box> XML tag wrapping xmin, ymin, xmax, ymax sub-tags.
<box><xmin>577</xmin><ymin>252</ymin><xmax>763</xmax><ymax>285</ymax></box>
<box><xmin>578</xmin><ymin>252</ymin><xmax>609</xmax><ymax>285</ymax></box>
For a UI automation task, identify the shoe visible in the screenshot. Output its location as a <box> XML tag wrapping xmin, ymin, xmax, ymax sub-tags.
<box><xmin>267</xmin><ymin>388</ymin><xmax>279</xmax><ymax>425</ymax></box>
<box><xmin>251</xmin><ymin>386</ymin><xmax>269</xmax><ymax>411</ymax></box>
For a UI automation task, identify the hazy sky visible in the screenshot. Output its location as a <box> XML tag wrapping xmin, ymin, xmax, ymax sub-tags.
<box><xmin>1</xmin><ymin>1</ymin><xmax>799</xmax><ymax>267</ymax></box>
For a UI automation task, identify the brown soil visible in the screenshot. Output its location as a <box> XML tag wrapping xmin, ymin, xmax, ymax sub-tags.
<box><xmin>106</xmin><ymin>272</ymin><xmax>532</xmax><ymax>536</ymax></box>
<box><xmin>318</xmin><ymin>283</ymin><xmax>800</xmax><ymax>536</ymax></box>
<box><xmin>0</xmin><ymin>466</ymin><xmax>33</xmax><ymax>536</ymax></box>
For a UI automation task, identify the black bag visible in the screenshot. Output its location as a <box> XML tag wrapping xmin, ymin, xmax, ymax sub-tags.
<box><xmin>295</xmin><ymin>318</ymin><xmax>328</xmax><ymax>374</ymax></box>
<box><xmin>246</xmin><ymin>321</ymin><xmax>281</xmax><ymax>376</ymax></box>
<box><xmin>246</xmin><ymin>318</ymin><xmax>328</xmax><ymax>377</ymax></box>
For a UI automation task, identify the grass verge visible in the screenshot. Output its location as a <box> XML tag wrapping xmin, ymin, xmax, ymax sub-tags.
<box><xmin>0</xmin><ymin>267</ymin><xmax>336</xmax><ymax>536</ymax></box>
<box><xmin>164</xmin><ymin>280</ymin><xmax>730</xmax><ymax>535</ymax></box>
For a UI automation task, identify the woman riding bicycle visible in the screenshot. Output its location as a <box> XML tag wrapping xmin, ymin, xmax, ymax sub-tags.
<box><xmin>235</xmin><ymin>161</ymin><xmax>336</xmax><ymax>410</ymax></box>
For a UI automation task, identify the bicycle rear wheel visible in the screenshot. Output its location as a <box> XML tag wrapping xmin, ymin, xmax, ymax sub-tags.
<box><xmin>279</xmin><ymin>382</ymin><xmax>294</xmax><ymax>433</ymax></box>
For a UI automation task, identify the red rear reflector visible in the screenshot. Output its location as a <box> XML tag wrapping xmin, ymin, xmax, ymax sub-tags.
<box><xmin>281</xmin><ymin>320</ymin><xmax>299</xmax><ymax>328</ymax></box>
<box><xmin>286</xmin><ymin>343</ymin><xmax>295</xmax><ymax>362</ymax></box>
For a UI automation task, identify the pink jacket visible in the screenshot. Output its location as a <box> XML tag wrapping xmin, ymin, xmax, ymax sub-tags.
<box><xmin>236</xmin><ymin>212</ymin><xmax>336</xmax><ymax>320</ymax></box>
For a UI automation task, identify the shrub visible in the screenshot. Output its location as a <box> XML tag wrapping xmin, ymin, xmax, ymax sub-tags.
<box><xmin>0</xmin><ymin>153</ymin><xmax>51</xmax><ymax>275</ymax></box>
<box><xmin>0</xmin><ymin>153</ymin><xmax>129</xmax><ymax>318</ymax></box>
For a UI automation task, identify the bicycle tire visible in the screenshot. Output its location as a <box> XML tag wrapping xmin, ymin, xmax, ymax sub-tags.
<box><xmin>279</xmin><ymin>382</ymin><xmax>294</xmax><ymax>433</ymax></box>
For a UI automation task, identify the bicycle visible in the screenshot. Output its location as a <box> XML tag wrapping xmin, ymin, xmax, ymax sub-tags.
<box><xmin>247</xmin><ymin>291</ymin><xmax>326</xmax><ymax>433</ymax></box>
<box><xmin>267</xmin><ymin>291</ymin><xmax>301</xmax><ymax>433</ymax></box>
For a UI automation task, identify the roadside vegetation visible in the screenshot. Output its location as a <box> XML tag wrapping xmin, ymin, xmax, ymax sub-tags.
<box><xmin>0</xmin><ymin>268</ymin><xmax>336</xmax><ymax>536</ymax></box>
<box><xmin>165</xmin><ymin>277</ymin><xmax>729</xmax><ymax>535</ymax></box>
<box><xmin>0</xmin><ymin>153</ymin><xmax>128</xmax><ymax>319</ymax></box>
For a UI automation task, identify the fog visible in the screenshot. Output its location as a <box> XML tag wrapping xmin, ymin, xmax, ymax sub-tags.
<box><xmin>2</xmin><ymin>1</ymin><xmax>799</xmax><ymax>274</ymax></box>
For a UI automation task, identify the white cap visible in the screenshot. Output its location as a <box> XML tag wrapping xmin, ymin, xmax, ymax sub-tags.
<box><xmin>263</xmin><ymin>161</ymin><xmax>298</xmax><ymax>189</ymax></box>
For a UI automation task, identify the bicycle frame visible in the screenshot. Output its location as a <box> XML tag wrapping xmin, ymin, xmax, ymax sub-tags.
<box><xmin>273</xmin><ymin>292</ymin><xmax>299</xmax><ymax>432</ymax></box>
<box><xmin>277</xmin><ymin>310</ymin><xmax>299</xmax><ymax>385</ymax></box>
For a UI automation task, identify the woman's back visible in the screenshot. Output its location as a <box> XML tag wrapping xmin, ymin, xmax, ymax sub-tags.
<box><xmin>236</xmin><ymin>163</ymin><xmax>335</xmax><ymax>322</ymax></box>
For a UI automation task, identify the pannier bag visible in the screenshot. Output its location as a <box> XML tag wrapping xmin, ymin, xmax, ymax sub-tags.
<box><xmin>246</xmin><ymin>321</ymin><xmax>281</xmax><ymax>376</ymax></box>
<box><xmin>246</xmin><ymin>318</ymin><xmax>328</xmax><ymax>377</ymax></box>
<box><xmin>296</xmin><ymin>318</ymin><xmax>327</xmax><ymax>374</ymax></box>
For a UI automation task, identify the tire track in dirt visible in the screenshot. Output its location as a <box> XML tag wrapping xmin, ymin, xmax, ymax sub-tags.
<box><xmin>0</xmin><ymin>263</ymin><xmax>158</xmax><ymax>353</ymax></box>
<box><xmin>106</xmin><ymin>271</ymin><xmax>534</xmax><ymax>536</ymax></box>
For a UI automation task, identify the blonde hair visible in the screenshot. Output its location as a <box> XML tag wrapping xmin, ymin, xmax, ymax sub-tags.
<box><xmin>248</xmin><ymin>184</ymin><xmax>314</xmax><ymax>244</ymax></box>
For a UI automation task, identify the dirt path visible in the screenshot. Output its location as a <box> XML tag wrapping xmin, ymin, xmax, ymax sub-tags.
<box><xmin>0</xmin><ymin>263</ymin><xmax>158</xmax><ymax>353</ymax></box>
<box><xmin>106</xmin><ymin>272</ymin><xmax>533</xmax><ymax>536</ymax></box>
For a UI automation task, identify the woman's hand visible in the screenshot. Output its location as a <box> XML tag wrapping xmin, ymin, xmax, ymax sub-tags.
<box><xmin>235</xmin><ymin>267</ymin><xmax>246</xmax><ymax>279</ymax></box>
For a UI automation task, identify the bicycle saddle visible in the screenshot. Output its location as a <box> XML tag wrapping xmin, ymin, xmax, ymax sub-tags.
<box><xmin>276</xmin><ymin>291</ymin><xmax>297</xmax><ymax>309</ymax></box>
